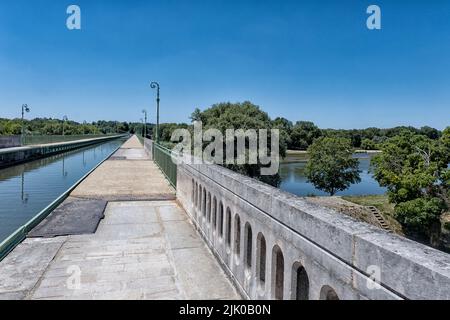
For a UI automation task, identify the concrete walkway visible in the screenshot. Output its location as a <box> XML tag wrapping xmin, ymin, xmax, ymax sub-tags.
<box><xmin>0</xmin><ymin>136</ymin><xmax>240</xmax><ymax>300</ymax></box>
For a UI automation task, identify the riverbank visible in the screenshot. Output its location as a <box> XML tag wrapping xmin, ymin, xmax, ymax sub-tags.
<box><xmin>341</xmin><ymin>194</ymin><xmax>450</xmax><ymax>252</ymax></box>
<box><xmin>341</xmin><ymin>195</ymin><xmax>402</xmax><ymax>233</ymax></box>
<box><xmin>284</xmin><ymin>149</ymin><xmax>381</xmax><ymax>164</ymax></box>
<box><xmin>304</xmin><ymin>195</ymin><xmax>402</xmax><ymax>235</ymax></box>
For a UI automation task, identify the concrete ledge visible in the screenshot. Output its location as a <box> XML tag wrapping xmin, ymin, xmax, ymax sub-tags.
<box><xmin>177</xmin><ymin>161</ymin><xmax>450</xmax><ymax>300</ymax></box>
<box><xmin>71</xmin><ymin>194</ymin><xmax>177</xmax><ymax>201</ymax></box>
<box><xmin>0</xmin><ymin>135</ymin><xmax>126</xmax><ymax>168</ymax></box>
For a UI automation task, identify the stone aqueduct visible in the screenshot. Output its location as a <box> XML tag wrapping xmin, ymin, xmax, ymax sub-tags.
<box><xmin>145</xmin><ymin>141</ymin><xmax>450</xmax><ymax>300</ymax></box>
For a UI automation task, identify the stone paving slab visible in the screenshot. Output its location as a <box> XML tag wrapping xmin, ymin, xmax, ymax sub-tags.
<box><xmin>71</xmin><ymin>160</ymin><xmax>175</xmax><ymax>200</ymax></box>
<box><xmin>112</xmin><ymin>148</ymin><xmax>149</xmax><ymax>160</ymax></box>
<box><xmin>0</xmin><ymin>237</ymin><xmax>67</xmax><ymax>299</ymax></box>
<box><xmin>120</xmin><ymin>135</ymin><xmax>144</xmax><ymax>149</ymax></box>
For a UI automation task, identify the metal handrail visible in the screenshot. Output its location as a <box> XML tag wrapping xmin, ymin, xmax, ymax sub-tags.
<box><xmin>152</xmin><ymin>141</ymin><xmax>177</xmax><ymax>188</ymax></box>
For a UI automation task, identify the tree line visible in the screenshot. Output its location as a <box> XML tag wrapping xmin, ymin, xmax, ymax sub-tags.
<box><xmin>272</xmin><ymin>118</ymin><xmax>443</xmax><ymax>151</ymax></box>
<box><xmin>0</xmin><ymin>118</ymin><xmax>148</xmax><ymax>136</ymax></box>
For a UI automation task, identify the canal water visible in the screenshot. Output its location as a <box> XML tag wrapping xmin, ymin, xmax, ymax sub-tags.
<box><xmin>0</xmin><ymin>139</ymin><xmax>125</xmax><ymax>243</ymax></box>
<box><xmin>279</xmin><ymin>152</ymin><xmax>387</xmax><ymax>197</ymax></box>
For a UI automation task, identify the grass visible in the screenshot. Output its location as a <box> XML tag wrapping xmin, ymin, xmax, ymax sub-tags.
<box><xmin>341</xmin><ymin>194</ymin><xmax>403</xmax><ymax>234</ymax></box>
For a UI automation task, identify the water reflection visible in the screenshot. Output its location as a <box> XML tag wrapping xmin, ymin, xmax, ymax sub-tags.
<box><xmin>0</xmin><ymin>139</ymin><xmax>125</xmax><ymax>243</ymax></box>
<box><xmin>21</xmin><ymin>172</ymin><xmax>28</xmax><ymax>204</ymax></box>
<box><xmin>279</xmin><ymin>154</ymin><xmax>387</xmax><ymax>197</ymax></box>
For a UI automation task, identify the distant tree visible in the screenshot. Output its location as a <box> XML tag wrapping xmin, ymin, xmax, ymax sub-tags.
<box><xmin>290</xmin><ymin>121</ymin><xmax>321</xmax><ymax>150</ymax></box>
<box><xmin>349</xmin><ymin>130</ymin><xmax>362</xmax><ymax>148</ymax></box>
<box><xmin>372</xmin><ymin>130</ymin><xmax>450</xmax><ymax>247</ymax></box>
<box><xmin>158</xmin><ymin>123</ymin><xmax>189</xmax><ymax>142</ymax></box>
<box><xmin>272</xmin><ymin>117</ymin><xmax>292</xmax><ymax>153</ymax></box>
<box><xmin>273</xmin><ymin>117</ymin><xmax>293</xmax><ymax>133</ymax></box>
<box><xmin>117</xmin><ymin>122</ymin><xmax>129</xmax><ymax>133</ymax></box>
<box><xmin>419</xmin><ymin>126</ymin><xmax>441</xmax><ymax>140</ymax></box>
<box><xmin>305</xmin><ymin>137</ymin><xmax>361</xmax><ymax>196</ymax></box>
<box><xmin>190</xmin><ymin>108</ymin><xmax>203</xmax><ymax>122</ymax></box>
<box><xmin>360</xmin><ymin>138</ymin><xmax>378</xmax><ymax>150</ymax></box>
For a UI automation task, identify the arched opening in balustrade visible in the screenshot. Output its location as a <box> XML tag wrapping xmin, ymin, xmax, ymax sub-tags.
<box><xmin>202</xmin><ymin>188</ymin><xmax>207</xmax><ymax>218</ymax></box>
<box><xmin>234</xmin><ymin>214</ymin><xmax>241</xmax><ymax>258</ymax></box>
<box><xmin>271</xmin><ymin>245</ymin><xmax>284</xmax><ymax>300</ymax></box>
<box><xmin>218</xmin><ymin>202</ymin><xmax>224</xmax><ymax>237</ymax></box>
<box><xmin>291</xmin><ymin>262</ymin><xmax>309</xmax><ymax>300</ymax></box>
<box><xmin>212</xmin><ymin>197</ymin><xmax>217</xmax><ymax>231</ymax></box>
<box><xmin>194</xmin><ymin>182</ymin><xmax>198</xmax><ymax>208</ymax></box>
<box><xmin>191</xmin><ymin>179</ymin><xmax>194</xmax><ymax>204</ymax></box>
<box><xmin>198</xmin><ymin>185</ymin><xmax>202</xmax><ymax>210</ymax></box>
<box><xmin>256</xmin><ymin>233</ymin><xmax>266</xmax><ymax>286</ymax></box>
<box><xmin>225</xmin><ymin>208</ymin><xmax>232</xmax><ymax>248</ymax></box>
<box><xmin>244</xmin><ymin>223</ymin><xmax>252</xmax><ymax>269</ymax></box>
<box><xmin>320</xmin><ymin>285</ymin><xmax>339</xmax><ymax>300</ymax></box>
<box><xmin>207</xmin><ymin>192</ymin><xmax>211</xmax><ymax>222</ymax></box>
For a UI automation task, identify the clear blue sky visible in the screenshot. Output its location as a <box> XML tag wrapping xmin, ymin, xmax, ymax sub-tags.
<box><xmin>0</xmin><ymin>0</ymin><xmax>449</xmax><ymax>129</ymax></box>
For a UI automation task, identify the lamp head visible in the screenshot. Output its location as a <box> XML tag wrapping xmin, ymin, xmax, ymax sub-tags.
<box><xmin>150</xmin><ymin>82</ymin><xmax>159</xmax><ymax>89</ymax></box>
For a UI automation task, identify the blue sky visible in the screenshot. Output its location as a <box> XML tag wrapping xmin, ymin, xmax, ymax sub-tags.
<box><xmin>0</xmin><ymin>0</ymin><xmax>449</xmax><ymax>129</ymax></box>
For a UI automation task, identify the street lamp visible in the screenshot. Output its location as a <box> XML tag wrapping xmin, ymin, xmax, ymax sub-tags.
<box><xmin>140</xmin><ymin>118</ymin><xmax>144</xmax><ymax>137</ymax></box>
<box><xmin>62</xmin><ymin>115</ymin><xmax>68</xmax><ymax>136</ymax></box>
<box><xmin>21</xmin><ymin>104</ymin><xmax>30</xmax><ymax>145</ymax></box>
<box><xmin>142</xmin><ymin>109</ymin><xmax>147</xmax><ymax>138</ymax></box>
<box><xmin>150</xmin><ymin>82</ymin><xmax>160</xmax><ymax>143</ymax></box>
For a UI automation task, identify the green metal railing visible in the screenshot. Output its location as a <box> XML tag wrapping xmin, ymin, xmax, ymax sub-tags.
<box><xmin>152</xmin><ymin>142</ymin><xmax>177</xmax><ymax>188</ymax></box>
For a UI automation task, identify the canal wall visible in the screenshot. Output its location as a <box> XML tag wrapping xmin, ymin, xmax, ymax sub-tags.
<box><xmin>174</xmin><ymin>158</ymin><xmax>450</xmax><ymax>300</ymax></box>
<box><xmin>0</xmin><ymin>135</ymin><xmax>127</xmax><ymax>169</ymax></box>
<box><xmin>0</xmin><ymin>136</ymin><xmax>20</xmax><ymax>149</ymax></box>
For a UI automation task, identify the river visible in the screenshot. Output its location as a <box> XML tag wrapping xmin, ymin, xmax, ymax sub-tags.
<box><xmin>279</xmin><ymin>152</ymin><xmax>387</xmax><ymax>197</ymax></box>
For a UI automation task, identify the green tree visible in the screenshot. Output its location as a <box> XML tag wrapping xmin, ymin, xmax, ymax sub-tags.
<box><xmin>191</xmin><ymin>101</ymin><xmax>286</xmax><ymax>187</ymax></box>
<box><xmin>361</xmin><ymin>138</ymin><xmax>378</xmax><ymax>150</ymax></box>
<box><xmin>419</xmin><ymin>126</ymin><xmax>441</xmax><ymax>140</ymax></box>
<box><xmin>272</xmin><ymin>117</ymin><xmax>292</xmax><ymax>154</ymax></box>
<box><xmin>305</xmin><ymin>137</ymin><xmax>361</xmax><ymax>196</ymax></box>
<box><xmin>190</xmin><ymin>108</ymin><xmax>203</xmax><ymax>122</ymax></box>
<box><xmin>290</xmin><ymin>121</ymin><xmax>321</xmax><ymax>150</ymax></box>
<box><xmin>372</xmin><ymin>130</ymin><xmax>449</xmax><ymax>247</ymax></box>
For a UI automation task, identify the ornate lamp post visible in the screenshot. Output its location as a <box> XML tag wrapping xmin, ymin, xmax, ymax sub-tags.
<box><xmin>150</xmin><ymin>82</ymin><xmax>160</xmax><ymax>143</ymax></box>
<box><xmin>142</xmin><ymin>110</ymin><xmax>147</xmax><ymax>138</ymax></box>
<box><xmin>21</xmin><ymin>104</ymin><xmax>30</xmax><ymax>145</ymax></box>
